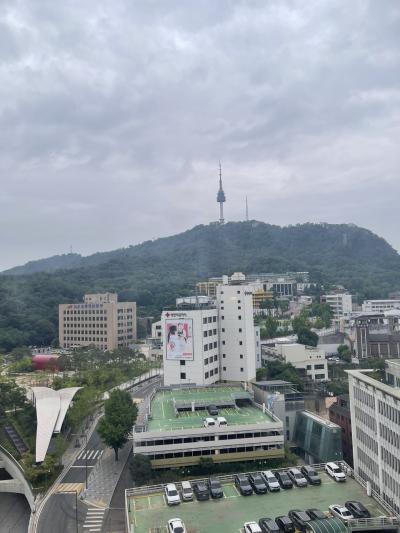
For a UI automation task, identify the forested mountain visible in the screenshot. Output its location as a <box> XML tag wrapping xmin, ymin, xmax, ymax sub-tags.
<box><xmin>1</xmin><ymin>221</ymin><xmax>400</xmax><ymax>352</ymax></box>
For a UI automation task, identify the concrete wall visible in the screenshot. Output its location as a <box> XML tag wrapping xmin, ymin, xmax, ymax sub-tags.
<box><xmin>0</xmin><ymin>445</ymin><xmax>35</xmax><ymax>511</ymax></box>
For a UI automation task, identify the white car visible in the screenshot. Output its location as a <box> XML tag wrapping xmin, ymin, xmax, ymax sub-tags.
<box><xmin>181</xmin><ymin>480</ymin><xmax>193</xmax><ymax>501</ymax></box>
<box><xmin>203</xmin><ymin>417</ymin><xmax>216</xmax><ymax>427</ymax></box>
<box><xmin>244</xmin><ymin>522</ymin><xmax>262</xmax><ymax>533</ymax></box>
<box><xmin>329</xmin><ymin>504</ymin><xmax>354</xmax><ymax>521</ymax></box>
<box><xmin>261</xmin><ymin>470</ymin><xmax>280</xmax><ymax>491</ymax></box>
<box><xmin>168</xmin><ymin>518</ymin><xmax>187</xmax><ymax>533</ymax></box>
<box><xmin>325</xmin><ymin>462</ymin><xmax>346</xmax><ymax>482</ymax></box>
<box><xmin>165</xmin><ymin>483</ymin><xmax>181</xmax><ymax>506</ymax></box>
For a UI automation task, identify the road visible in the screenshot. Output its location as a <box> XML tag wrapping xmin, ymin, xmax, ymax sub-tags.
<box><xmin>0</xmin><ymin>494</ymin><xmax>30</xmax><ymax>533</ymax></box>
<box><xmin>36</xmin><ymin>375</ymin><xmax>161</xmax><ymax>533</ymax></box>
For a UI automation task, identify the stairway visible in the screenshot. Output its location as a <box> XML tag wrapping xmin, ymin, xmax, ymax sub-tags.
<box><xmin>3</xmin><ymin>424</ymin><xmax>28</xmax><ymax>455</ymax></box>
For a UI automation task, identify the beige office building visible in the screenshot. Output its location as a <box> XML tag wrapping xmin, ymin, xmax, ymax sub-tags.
<box><xmin>59</xmin><ymin>293</ymin><xmax>136</xmax><ymax>351</ymax></box>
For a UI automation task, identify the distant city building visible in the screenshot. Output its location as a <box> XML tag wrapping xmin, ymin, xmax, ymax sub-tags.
<box><xmin>59</xmin><ymin>293</ymin><xmax>136</xmax><ymax>351</ymax></box>
<box><xmin>263</xmin><ymin>342</ymin><xmax>328</xmax><ymax>382</ymax></box>
<box><xmin>385</xmin><ymin>359</ymin><xmax>400</xmax><ymax>388</ymax></box>
<box><xmin>329</xmin><ymin>394</ymin><xmax>353</xmax><ymax>466</ymax></box>
<box><xmin>293</xmin><ymin>410</ymin><xmax>343</xmax><ymax>464</ymax></box>
<box><xmin>347</xmin><ymin>368</ymin><xmax>400</xmax><ymax>515</ymax></box>
<box><xmin>362</xmin><ymin>299</ymin><xmax>400</xmax><ymax>313</ymax></box>
<box><xmin>354</xmin><ymin>312</ymin><xmax>400</xmax><ymax>358</ymax></box>
<box><xmin>321</xmin><ymin>293</ymin><xmax>353</xmax><ymax>322</ymax></box>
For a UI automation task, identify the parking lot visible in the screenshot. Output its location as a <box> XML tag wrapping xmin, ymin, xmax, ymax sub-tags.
<box><xmin>126</xmin><ymin>471</ymin><xmax>386</xmax><ymax>532</ymax></box>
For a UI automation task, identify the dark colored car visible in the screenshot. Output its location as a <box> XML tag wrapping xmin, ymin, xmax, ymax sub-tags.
<box><xmin>235</xmin><ymin>473</ymin><xmax>253</xmax><ymax>496</ymax></box>
<box><xmin>248</xmin><ymin>473</ymin><xmax>268</xmax><ymax>494</ymax></box>
<box><xmin>306</xmin><ymin>509</ymin><xmax>327</xmax><ymax>521</ymax></box>
<box><xmin>208</xmin><ymin>477</ymin><xmax>223</xmax><ymax>499</ymax></box>
<box><xmin>275</xmin><ymin>471</ymin><xmax>293</xmax><ymax>489</ymax></box>
<box><xmin>345</xmin><ymin>501</ymin><xmax>371</xmax><ymax>518</ymax></box>
<box><xmin>301</xmin><ymin>466</ymin><xmax>321</xmax><ymax>486</ymax></box>
<box><xmin>259</xmin><ymin>518</ymin><xmax>280</xmax><ymax>532</ymax></box>
<box><xmin>288</xmin><ymin>510</ymin><xmax>312</xmax><ymax>532</ymax></box>
<box><xmin>207</xmin><ymin>404</ymin><xmax>219</xmax><ymax>416</ymax></box>
<box><xmin>193</xmin><ymin>481</ymin><xmax>210</xmax><ymax>501</ymax></box>
<box><xmin>275</xmin><ymin>516</ymin><xmax>295</xmax><ymax>533</ymax></box>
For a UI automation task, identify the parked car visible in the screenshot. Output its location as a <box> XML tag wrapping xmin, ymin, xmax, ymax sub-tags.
<box><xmin>248</xmin><ymin>473</ymin><xmax>268</xmax><ymax>494</ymax></box>
<box><xmin>244</xmin><ymin>522</ymin><xmax>262</xmax><ymax>533</ymax></box>
<box><xmin>325</xmin><ymin>462</ymin><xmax>346</xmax><ymax>482</ymax></box>
<box><xmin>275</xmin><ymin>471</ymin><xmax>293</xmax><ymax>489</ymax></box>
<box><xmin>208</xmin><ymin>477</ymin><xmax>223</xmax><ymax>499</ymax></box>
<box><xmin>287</xmin><ymin>468</ymin><xmax>308</xmax><ymax>487</ymax></box>
<box><xmin>288</xmin><ymin>510</ymin><xmax>312</xmax><ymax>532</ymax></box>
<box><xmin>235</xmin><ymin>473</ymin><xmax>253</xmax><ymax>496</ymax></box>
<box><xmin>165</xmin><ymin>484</ymin><xmax>181</xmax><ymax>506</ymax></box>
<box><xmin>180</xmin><ymin>481</ymin><xmax>193</xmax><ymax>501</ymax></box>
<box><xmin>193</xmin><ymin>481</ymin><xmax>210</xmax><ymax>501</ymax></box>
<box><xmin>275</xmin><ymin>515</ymin><xmax>295</xmax><ymax>533</ymax></box>
<box><xmin>167</xmin><ymin>518</ymin><xmax>187</xmax><ymax>533</ymax></box>
<box><xmin>216</xmin><ymin>416</ymin><xmax>227</xmax><ymax>426</ymax></box>
<box><xmin>306</xmin><ymin>509</ymin><xmax>327</xmax><ymax>521</ymax></box>
<box><xmin>301</xmin><ymin>466</ymin><xmax>321</xmax><ymax>485</ymax></box>
<box><xmin>329</xmin><ymin>504</ymin><xmax>354</xmax><ymax>521</ymax></box>
<box><xmin>203</xmin><ymin>417</ymin><xmax>216</xmax><ymax>428</ymax></box>
<box><xmin>258</xmin><ymin>518</ymin><xmax>280</xmax><ymax>532</ymax></box>
<box><xmin>345</xmin><ymin>501</ymin><xmax>371</xmax><ymax>518</ymax></box>
<box><xmin>207</xmin><ymin>404</ymin><xmax>219</xmax><ymax>416</ymax></box>
<box><xmin>262</xmin><ymin>470</ymin><xmax>280</xmax><ymax>492</ymax></box>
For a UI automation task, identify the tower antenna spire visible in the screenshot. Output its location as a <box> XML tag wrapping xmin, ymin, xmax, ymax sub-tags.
<box><xmin>216</xmin><ymin>161</ymin><xmax>226</xmax><ymax>224</ymax></box>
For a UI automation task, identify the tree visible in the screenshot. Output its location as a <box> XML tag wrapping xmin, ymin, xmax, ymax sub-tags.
<box><xmin>129</xmin><ymin>454</ymin><xmax>153</xmax><ymax>485</ymax></box>
<box><xmin>261</xmin><ymin>316</ymin><xmax>279</xmax><ymax>339</ymax></box>
<box><xmin>297</xmin><ymin>327</ymin><xmax>318</xmax><ymax>347</ymax></box>
<box><xmin>98</xmin><ymin>389</ymin><xmax>138</xmax><ymax>460</ymax></box>
<box><xmin>337</xmin><ymin>344</ymin><xmax>351</xmax><ymax>362</ymax></box>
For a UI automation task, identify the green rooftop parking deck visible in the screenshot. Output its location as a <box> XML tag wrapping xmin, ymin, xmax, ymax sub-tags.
<box><xmin>146</xmin><ymin>387</ymin><xmax>275</xmax><ymax>432</ymax></box>
<box><xmin>126</xmin><ymin>471</ymin><xmax>390</xmax><ymax>533</ymax></box>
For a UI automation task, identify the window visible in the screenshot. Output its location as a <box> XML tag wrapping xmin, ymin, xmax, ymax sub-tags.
<box><xmin>221</xmin><ymin>306</ymin><xmax>224</xmax><ymax>310</ymax></box>
<box><xmin>222</xmin><ymin>328</ymin><xmax>225</xmax><ymax>332</ymax></box>
<box><xmin>306</xmin><ymin>365</ymin><xmax>312</xmax><ymax>370</ymax></box>
<box><xmin>314</xmin><ymin>364</ymin><xmax>325</xmax><ymax>369</ymax></box>
<box><xmin>240</xmin><ymin>367</ymin><xmax>244</xmax><ymax>372</ymax></box>
<box><xmin>239</xmin><ymin>328</ymin><xmax>242</xmax><ymax>332</ymax></box>
<box><xmin>238</xmin><ymin>306</ymin><xmax>241</xmax><ymax>310</ymax></box>
<box><xmin>222</xmin><ymin>354</ymin><xmax>226</xmax><ymax>358</ymax></box>
<box><xmin>180</xmin><ymin>360</ymin><xmax>185</xmax><ymax>366</ymax></box>
<box><xmin>210</xmin><ymin>369</ymin><xmax>214</xmax><ymax>376</ymax></box>
<box><xmin>220</xmin><ymin>300</ymin><xmax>224</xmax><ymax>304</ymax></box>
<box><xmin>239</xmin><ymin>341</ymin><xmax>243</xmax><ymax>345</ymax></box>
<box><xmin>203</xmin><ymin>331</ymin><xmax>207</xmax><ymax>337</ymax></box>
<box><xmin>221</xmin><ymin>316</ymin><xmax>224</xmax><ymax>320</ymax></box>
<box><xmin>240</xmin><ymin>354</ymin><xmax>243</xmax><ymax>359</ymax></box>
<box><xmin>203</xmin><ymin>318</ymin><xmax>207</xmax><ymax>324</ymax></box>
<box><xmin>180</xmin><ymin>372</ymin><xmax>186</xmax><ymax>379</ymax></box>
<box><xmin>205</xmin><ymin>372</ymin><xmax>209</xmax><ymax>379</ymax></box>
<box><xmin>238</xmin><ymin>315</ymin><xmax>242</xmax><ymax>320</ymax></box>
<box><xmin>223</xmin><ymin>366</ymin><xmax>226</xmax><ymax>371</ymax></box>
<box><xmin>222</xmin><ymin>340</ymin><xmax>225</xmax><ymax>345</ymax></box>
<box><xmin>204</xmin><ymin>358</ymin><xmax>209</xmax><ymax>365</ymax></box>
<box><xmin>213</xmin><ymin>341</ymin><xmax>217</xmax><ymax>348</ymax></box>
<box><xmin>315</xmin><ymin>373</ymin><xmax>326</xmax><ymax>380</ymax></box>
<box><xmin>204</xmin><ymin>344</ymin><xmax>208</xmax><ymax>351</ymax></box>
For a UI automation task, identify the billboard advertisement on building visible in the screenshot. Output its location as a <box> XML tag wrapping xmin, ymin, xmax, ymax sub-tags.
<box><xmin>165</xmin><ymin>318</ymin><xmax>194</xmax><ymax>360</ymax></box>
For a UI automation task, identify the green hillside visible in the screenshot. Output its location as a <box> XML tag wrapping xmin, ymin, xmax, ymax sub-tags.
<box><xmin>0</xmin><ymin>221</ymin><xmax>399</xmax><ymax>351</ymax></box>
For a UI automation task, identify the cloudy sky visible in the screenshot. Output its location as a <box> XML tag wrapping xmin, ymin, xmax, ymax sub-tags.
<box><xmin>1</xmin><ymin>0</ymin><xmax>400</xmax><ymax>270</ymax></box>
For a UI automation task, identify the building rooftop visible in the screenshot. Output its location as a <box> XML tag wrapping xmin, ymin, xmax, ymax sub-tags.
<box><xmin>126</xmin><ymin>470</ymin><xmax>388</xmax><ymax>533</ymax></box>
<box><xmin>347</xmin><ymin>369</ymin><xmax>400</xmax><ymax>399</ymax></box>
<box><xmin>146</xmin><ymin>386</ymin><xmax>275</xmax><ymax>432</ymax></box>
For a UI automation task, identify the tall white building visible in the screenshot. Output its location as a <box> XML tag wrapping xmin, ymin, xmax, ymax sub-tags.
<box><xmin>347</xmin><ymin>369</ymin><xmax>400</xmax><ymax>515</ymax></box>
<box><xmin>321</xmin><ymin>293</ymin><xmax>353</xmax><ymax>322</ymax></box>
<box><xmin>217</xmin><ymin>283</ymin><xmax>256</xmax><ymax>383</ymax></box>
<box><xmin>362</xmin><ymin>299</ymin><xmax>400</xmax><ymax>313</ymax></box>
<box><xmin>162</xmin><ymin>308</ymin><xmax>219</xmax><ymax>386</ymax></box>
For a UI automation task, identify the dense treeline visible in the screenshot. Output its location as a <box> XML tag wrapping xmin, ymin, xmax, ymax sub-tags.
<box><xmin>1</xmin><ymin>221</ymin><xmax>400</xmax><ymax>352</ymax></box>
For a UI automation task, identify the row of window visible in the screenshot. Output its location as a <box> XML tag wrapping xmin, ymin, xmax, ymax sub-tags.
<box><xmin>381</xmin><ymin>446</ymin><xmax>400</xmax><ymax>475</ymax></box>
<box><xmin>382</xmin><ymin>471</ymin><xmax>400</xmax><ymax>512</ymax></box>
<box><xmin>221</xmin><ymin>315</ymin><xmax>242</xmax><ymax>320</ymax></box>
<box><xmin>378</xmin><ymin>399</ymin><xmax>400</xmax><ymax>425</ymax></box>
<box><xmin>203</xmin><ymin>329</ymin><xmax>217</xmax><ymax>337</ymax></box>
<box><xmin>136</xmin><ymin>430</ymin><xmax>282</xmax><ymax>447</ymax></box>
<box><xmin>222</xmin><ymin>366</ymin><xmax>245</xmax><ymax>373</ymax></box>
<box><xmin>356</xmin><ymin>426</ymin><xmax>378</xmax><ymax>455</ymax></box>
<box><xmin>379</xmin><ymin>422</ymin><xmax>400</xmax><ymax>448</ymax></box>
<box><xmin>357</xmin><ymin>446</ymin><xmax>379</xmax><ymax>476</ymax></box>
<box><xmin>146</xmin><ymin>443</ymin><xmax>283</xmax><ymax>461</ymax></box>
<box><xmin>205</xmin><ymin>368</ymin><xmax>219</xmax><ymax>379</ymax></box>
<box><xmin>306</xmin><ymin>363</ymin><xmax>325</xmax><ymax>370</ymax></box>
<box><xmin>202</xmin><ymin>316</ymin><xmax>217</xmax><ymax>324</ymax></box>
<box><xmin>354</xmin><ymin>405</ymin><xmax>376</xmax><ymax>432</ymax></box>
<box><xmin>204</xmin><ymin>342</ymin><xmax>218</xmax><ymax>351</ymax></box>
<box><xmin>64</xmin><ymin>336</ymin><xmax>108</xmax><ymax>341</ymax></box>
<box><xmin>354</xmin><ymin>386</ymin><xmax>375</xmax><ymax>409</ymax></box>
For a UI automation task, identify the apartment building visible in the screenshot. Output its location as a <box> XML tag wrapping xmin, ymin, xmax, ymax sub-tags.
<box><xmin>263</xmin><ymin>342</ymin><xmax>328</xmax><ymax>382</ymax></box>
<box><xmin>161</xmin><ymin>308</ymin><xmax>219</xmax><ymax>386</ymax></box>
<box><xmin>321</xmin><ymin>293</ymin><xmax>353</xmax><ymax>322</ymax></box>
<box><xmin>347</xmin><ymin>368</ymin><xmax>400</xmax><ymax>515</ymax></box>
<box><xmin>59</xmin><ymin>293</ymin><xmax>136</xmax><ymax>351</ymax></box>
<box><xmin>217</xmin><ymin>283</ymin><xmax>257</xmax><ymax>383</ymax></box>
<box><xmin>329</xmin><ymin>394</ymin><xmax>353</xmax><ymax>466</ymax></box>
<box><xmin>362</xmin><ymin>299</ymin><xmax>400</xmax><ymax>313</ymax></box>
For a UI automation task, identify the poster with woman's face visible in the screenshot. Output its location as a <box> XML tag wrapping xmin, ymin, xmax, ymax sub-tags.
<box><xmin>165</xmin><ymin>318</ymin><xmax>194</xmax><ymax>360</ymax></box>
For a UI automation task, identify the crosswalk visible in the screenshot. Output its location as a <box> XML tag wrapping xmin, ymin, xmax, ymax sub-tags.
<box><xmin>76</xmin><ymin>448</ymin><xmax>104</xmax><ymax>462</ymax></box>
<box><xmin>83</xmin><ymin>506</ymin><xmax>106</xmax><ymax>532</ymax></box>
<box><xmin>56</xmin><ymin>482</ymin><xmax>85</xmax><ymax>494</ymax></box>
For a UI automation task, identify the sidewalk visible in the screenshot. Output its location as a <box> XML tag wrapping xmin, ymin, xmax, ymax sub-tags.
<box><xmin>62</xmin><ymin>411</ymin><xmax>102</xmax><ymax>467</ymax></box>
<box><xmin>82</xmin><ymin>440</ymin><xmax>131</xmax><ymax>507</ymax></box>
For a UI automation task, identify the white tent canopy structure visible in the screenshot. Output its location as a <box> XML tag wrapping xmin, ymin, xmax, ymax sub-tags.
<box><xmin>30</xmin><ymin>387</ymin><xmax>81</xmax><ymax>463</ymax></box>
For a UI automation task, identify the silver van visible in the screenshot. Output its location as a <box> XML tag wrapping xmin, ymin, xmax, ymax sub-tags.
<box><xmin>181</xmin><ymin>480</ymin><xmax>193</xmax><ymax>501</ymax></box>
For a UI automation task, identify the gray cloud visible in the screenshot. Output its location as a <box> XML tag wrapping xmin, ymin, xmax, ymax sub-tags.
<box><xmin>1</xmin><ymin>0</ymin><xmax>400</xmax><ymax>269</ymax></box>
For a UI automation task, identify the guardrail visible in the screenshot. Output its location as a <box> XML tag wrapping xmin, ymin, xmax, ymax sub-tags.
<box><xmin>348</xmin><ymin>517</ymin><xmax>400</xmax><ymax>529</ymax></box>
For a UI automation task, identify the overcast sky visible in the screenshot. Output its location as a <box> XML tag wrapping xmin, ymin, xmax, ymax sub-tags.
<box><xmin>1</xmin><ymin>0</ymin><xmax>400</xmax><ymax>271</ymax></box>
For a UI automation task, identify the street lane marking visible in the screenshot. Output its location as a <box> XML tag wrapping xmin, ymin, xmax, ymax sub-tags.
<box><xmin>93</xmin><ymin>450</ymin><xmax>100</xmax><ymax>459</ymax></box>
